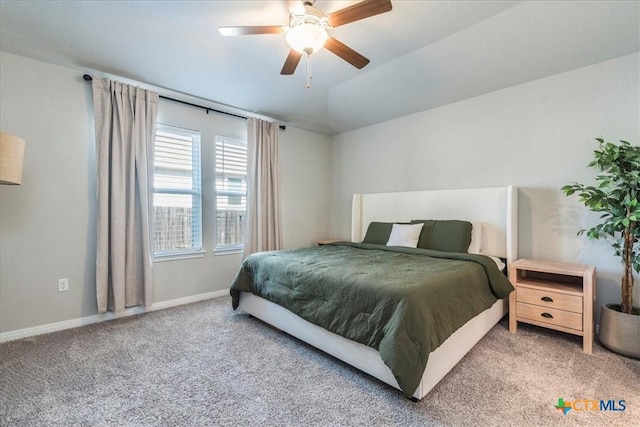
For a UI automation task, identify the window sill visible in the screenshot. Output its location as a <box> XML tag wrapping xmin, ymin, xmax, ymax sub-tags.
<box><xmin>213</xmin><ymin>248</ymin><xmax>244</xmax><ymax>256</ymax></box>
<box><xmin>153</xmin><ymin>250</ymin><xmax>206</xmax><ymax>263</ymax></box>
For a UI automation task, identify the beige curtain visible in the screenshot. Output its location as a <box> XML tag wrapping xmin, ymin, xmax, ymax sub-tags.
<box><xmin>244</xmin><ymin>118</ymin><xmax>282</xmax><ymax>256</ymax></box>
<box><xmin>92</xmin><ymin>77</ymin><xmax>158</xmax><ymax>313</ymax></box>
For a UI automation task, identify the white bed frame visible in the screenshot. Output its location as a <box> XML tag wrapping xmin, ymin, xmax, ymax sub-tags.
<box><xmin>238</xmin><ymin>186</ymin><xmax>518</xmax><ymax>399</ymax></box>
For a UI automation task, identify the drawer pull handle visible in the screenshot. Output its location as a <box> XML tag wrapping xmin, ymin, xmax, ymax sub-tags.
<box><xmin>541</xmin><ymin>312</ymin><xmax>554</xmax><ymax>319</ymax></box>
<box><xmin>541</xmin><ymin>296</ymin><xmax>554</xmax><ymax>302</ymax></box>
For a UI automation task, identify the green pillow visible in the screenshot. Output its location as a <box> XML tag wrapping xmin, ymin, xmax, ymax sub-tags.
<box><xmin>410</xmin><ymin>219</ymin><xmax>472</xmax><ymax>252</ymax></box>
<box><xmin>362</xmin><ymin>222</ymin><xmax>396</xmax><ymax>245</ymax></box>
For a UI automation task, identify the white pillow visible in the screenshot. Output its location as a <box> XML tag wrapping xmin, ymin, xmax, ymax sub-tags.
<box><xmin>489</xmin><ymin>256</ymin><xmax>506</xmax><ymax>272</ymax></box>
<box><xmin>386</xmin><ymin>223</ymin><xmax>424</xmax><ymax>248</ymax></box>
<box><xmin>467</xmin><ymin>222</ymin><xmax>484</xmax><ymax>254</ymax></box>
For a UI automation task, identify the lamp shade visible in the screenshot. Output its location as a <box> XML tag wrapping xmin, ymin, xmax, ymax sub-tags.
<box><xmin>0</xmin><ymin>132</ymin><xmax>26</xmax><ymax>185</ymax></box>
<box><xmin>286</xmin><ymin>23</ymin><xmax>328</xmax><ymax>54</ymax></box>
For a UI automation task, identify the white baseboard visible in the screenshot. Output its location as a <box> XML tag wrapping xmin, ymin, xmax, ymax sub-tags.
<box><xmin>0</xmin><ymin>289</ymin><xmax>229</xmax><ymax>343</ymax></box>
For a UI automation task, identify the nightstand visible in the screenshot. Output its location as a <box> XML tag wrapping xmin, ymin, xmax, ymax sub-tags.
<box><xmin>317</xmin><ymin>239</ymin><xmax>342</xmax><ymax>246</ymax></box>
<box><xmin>508</xmin><ymin>259</ymin><xmax>596</xmax><ymax>353</ymax></box>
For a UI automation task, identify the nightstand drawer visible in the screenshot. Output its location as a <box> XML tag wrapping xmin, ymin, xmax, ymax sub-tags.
<box><xmin>516</xmin><ymin>302</ymin><xmax>583</xmax><ymax>331</ymax></box>
<box><xmin>517</xmin><ymin>287</ymin><xmax>583</xmax><ymax>313</ymax></box>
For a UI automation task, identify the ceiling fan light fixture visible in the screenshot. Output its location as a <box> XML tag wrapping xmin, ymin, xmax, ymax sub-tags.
<box><xmin>219</xmin><ymin>0</ymin><xmax>393</xmax><ymax>80</ymax></box>
<box><xmin>286</xmin><ymin>22</ymin><xmax>328</xmax><ymax>55</ymax></box>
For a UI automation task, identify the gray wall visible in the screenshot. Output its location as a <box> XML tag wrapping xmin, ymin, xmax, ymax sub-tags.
<box><xmin>0</xmin><ymin>52</ymin><xmax>332</xmax><ymax>334</ymax></box>
<box><xmin>330</xmin><ymin>53</ymin><xmax>640</xmax><ymax>321</ymax></box>
<box><xmin>2</xmin><ymin>49</ymin><xmax>638</xmax><ymax>335</ymax></box>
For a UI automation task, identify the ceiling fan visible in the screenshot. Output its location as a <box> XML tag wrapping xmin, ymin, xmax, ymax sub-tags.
<box><xmin>219</xmin><ymin>0</ymin><xmax>393</xmax><ymax>85</ymax></box>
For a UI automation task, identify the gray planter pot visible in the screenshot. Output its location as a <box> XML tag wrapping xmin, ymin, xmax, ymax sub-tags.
<box><xmin>598</xmin><ymin>304</ymin><xmax>640</xmax><ymax>359</ymax></box>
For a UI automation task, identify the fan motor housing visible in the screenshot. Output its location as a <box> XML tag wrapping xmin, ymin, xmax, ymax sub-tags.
<box><xmin>289</xmin><ymin>4</ymin><xmax>331</xmax><ymax>29</ymax></box>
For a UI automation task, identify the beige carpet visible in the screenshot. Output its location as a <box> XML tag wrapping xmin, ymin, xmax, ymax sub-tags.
<box><xmin>1</xmin><ymin>296</ymin><xmax>638</xmax><ymax>426</ymax></box>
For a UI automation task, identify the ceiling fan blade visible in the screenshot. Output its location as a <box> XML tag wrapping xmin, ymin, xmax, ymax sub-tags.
<box><xmin>327</xmin><ymin>0</ymin><xmax>392</xmax><ymax>28</ymax></box>
<box><xmin>218</xmin><ymin>26</ymin><xmax>285</xmax><ymax>36</ymax></box>
<box><xmin>325</xmin><ymin>37</ymin><xmax>370</xmax><ymax>69</ymax></box>
<box><xmin>281</xmin><ymin>49</ymin><xmax>303</xmax><ymax>75</ymax></box>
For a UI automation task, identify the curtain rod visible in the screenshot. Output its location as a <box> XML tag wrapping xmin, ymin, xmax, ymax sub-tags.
<box><xmin>82</xmin><ymin>74</ymin><xmax>285</xmax><ymax>130</ymax></box>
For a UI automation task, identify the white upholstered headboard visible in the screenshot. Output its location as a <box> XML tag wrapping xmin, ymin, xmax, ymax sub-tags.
<box><xmin>351</xmin><ymin>186</ymin><xmax>518</xmax><ymax>262</ymax></box>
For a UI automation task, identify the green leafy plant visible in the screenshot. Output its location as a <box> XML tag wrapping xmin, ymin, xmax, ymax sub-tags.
<box><xmin>562</xmin><ymin>139</ymin><xmax>640</xmax><ymax>315</ymax></box>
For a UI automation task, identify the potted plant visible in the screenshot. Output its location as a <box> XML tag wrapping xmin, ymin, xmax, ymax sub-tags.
<box><xmin>562</xmin><ymin>138</ymin><xmax>639</xmax><ymax>358</ymax></box>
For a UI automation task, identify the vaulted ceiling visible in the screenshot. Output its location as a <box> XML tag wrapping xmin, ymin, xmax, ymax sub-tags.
<box><xmin>1</xmin><ymin>1</ymin><xmax>638</xmax><ymax>135</ymax></box>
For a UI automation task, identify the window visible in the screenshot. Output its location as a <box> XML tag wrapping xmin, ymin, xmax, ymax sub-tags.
<box><xmin>215</xmin><ymin>135</ymin><xmax>247</xmax><ymax>251</ymax></box>
<box><xmin>153</xmin><ymin>125</ymin><xmax>202</xmax><ymax>256</ymax></box>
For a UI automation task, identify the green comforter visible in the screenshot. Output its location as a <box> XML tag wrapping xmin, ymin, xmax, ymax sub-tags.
<box><xmin>230</xmin><ymin>242</ymin><xmax>513</xmax><ymax>397</ymax></box>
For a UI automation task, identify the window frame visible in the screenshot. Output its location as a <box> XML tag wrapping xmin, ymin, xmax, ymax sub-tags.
<box><xmin>152</xmin><ymin>124</ymin><xmax>203</xmax><ymax>260</ymax></box>
<box><xmin>214</xmin><ymin>135</ymin><xmax>248</xmax><ymax>253</ymax></box>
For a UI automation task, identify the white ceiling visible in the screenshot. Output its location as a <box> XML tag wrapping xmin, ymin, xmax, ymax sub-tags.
<box><xmin>0</xmin><ymin>1</ymin><xmax>638</xmax><ymax>135</ymax></box>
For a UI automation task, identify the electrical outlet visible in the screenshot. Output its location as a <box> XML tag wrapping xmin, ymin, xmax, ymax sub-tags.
<box><xmin>58</xmin><ymin>278</ymin><xmax>69</xmax><ymax>292</ymax></box>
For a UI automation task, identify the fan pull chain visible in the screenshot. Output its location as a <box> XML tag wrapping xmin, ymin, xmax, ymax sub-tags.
<box><xmin>306</xmin><ymin>53</ymin><xmax>312</xmax><ymax>89</ymax></box>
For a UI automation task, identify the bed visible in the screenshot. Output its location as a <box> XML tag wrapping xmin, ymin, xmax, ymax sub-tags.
<box><xmin>230</xmin><ymin>186</ymin><xmax>518</xmax><ymax>400</ymax></box>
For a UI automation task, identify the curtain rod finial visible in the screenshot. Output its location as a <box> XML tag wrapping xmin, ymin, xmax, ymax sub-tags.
<box><xmin>83</xmin><ymin>74</ymin><xmax>93</xmax><ymax>81</ymax></box>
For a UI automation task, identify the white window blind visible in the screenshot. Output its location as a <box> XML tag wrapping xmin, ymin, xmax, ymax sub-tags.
<box><xmin>153</xmin><ymin>125</ymin><xmax>202</xmax><ymax>255</ymax></box>
<box><xmin>215</xmin><ymin>135</ymin><xmax>247</xmax><ymax>250</ymax></box>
